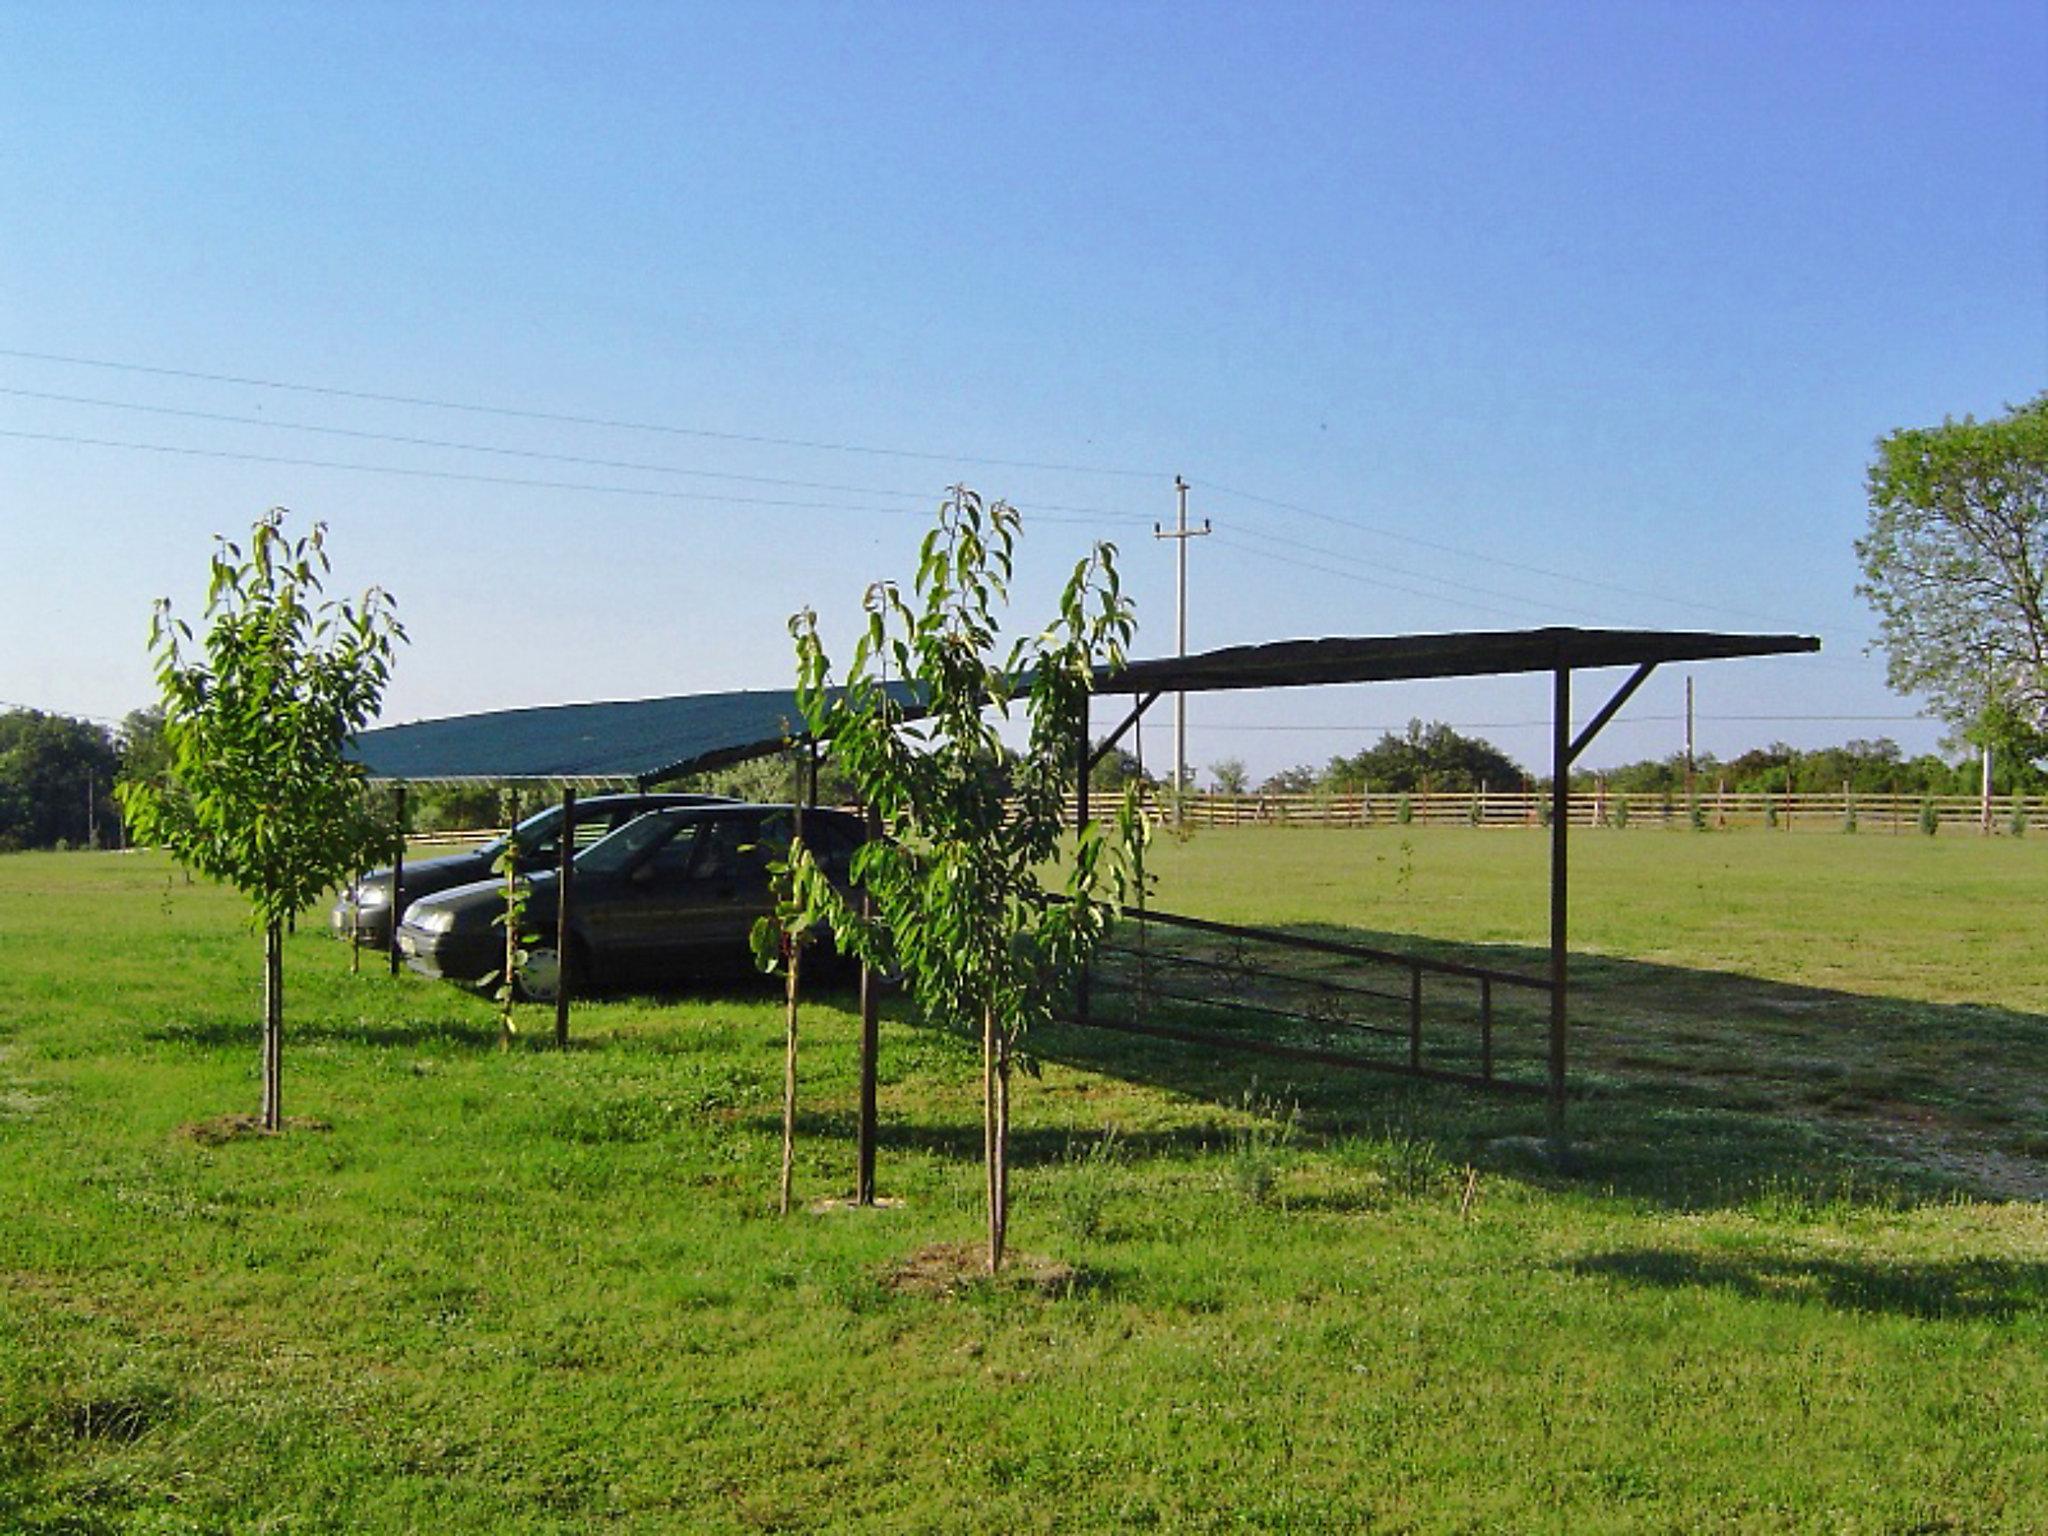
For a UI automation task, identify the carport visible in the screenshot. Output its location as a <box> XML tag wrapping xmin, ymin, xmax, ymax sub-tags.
<box><xmin>350</xmin><ymin>624</ymin><xmax>1817</xmax><ymax>1186</ymax></box>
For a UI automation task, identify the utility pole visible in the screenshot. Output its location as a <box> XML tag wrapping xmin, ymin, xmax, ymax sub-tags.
<box><xmin>1981</xmin><ymin>742</ymin><xmax>1994</xmax><ymax>835</ymax></box>
<box><xmin>1683</xmin><ymin>675</ymin><xmax>1696</xmax><ymax>808</ymax></box>
<box><xmin>1154</xmin><ymin>475</ymin><xmax>1210</xmax><ymax>823</ymax></box>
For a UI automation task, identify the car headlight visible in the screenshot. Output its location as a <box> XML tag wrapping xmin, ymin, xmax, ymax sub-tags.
<box><xmin>411</xmin><ymin>907</ymin><xmax>457</xmax><ymax>934</ymax></box>
<box><xmin>355</xmin><ymin>883</ymin><xmax>392</xmax><ymax>909</ymax></box>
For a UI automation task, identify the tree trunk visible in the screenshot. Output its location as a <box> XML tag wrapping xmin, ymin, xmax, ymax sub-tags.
<box><xmin>994</xmin><ymin>1025</ymin><xmax>1011</xmax><ymax>1273</ymax></box>
<box><xmin>779</xmin><ymin>941</ymin><xmax>801</xmax><ymax>1216</ymax></box>
<box><xmin>260</xmin><ymin>918</ymin><xmax>283</xmax><ymax>1132</ymax></box>
<box><xmin>983</xmin><ymin>1003</ymin><xmax>1009</xmax><ymax>1273</ymax></box>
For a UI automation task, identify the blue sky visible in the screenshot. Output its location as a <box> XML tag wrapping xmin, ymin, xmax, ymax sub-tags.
<box><xmin>3</xmin><ymin>1</ymin><xmax>2043</xmax><ymax>780</ymax></box>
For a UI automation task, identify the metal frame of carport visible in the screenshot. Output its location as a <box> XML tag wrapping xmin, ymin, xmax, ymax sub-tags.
<box><xmin>350</xmin><ymin>627</ymin><xmax>1816</xmax><ymax>1185</ymax></box>
<box><xmin>1074</xmin><ymin>627</ymin><xmax>1819</xmax><ymax>1143</ymax></box>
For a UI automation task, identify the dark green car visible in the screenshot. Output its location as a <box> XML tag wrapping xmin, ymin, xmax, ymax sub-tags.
<box><xmin>331</xmin><ymin>792</ymin><xmax>730</xmax><ymax>949</ymax></box>
<box><xmin>395</xmin><ymin>802</ymin><xmax>867</xmax><ymax>998</ymax></box>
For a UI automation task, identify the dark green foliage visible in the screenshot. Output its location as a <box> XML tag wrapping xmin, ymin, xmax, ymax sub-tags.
<box><xmin>1259</xmin><ymin>763</ymin><xmax>1318</xmax><ymax>794</ymax></box>
<box><xmin>0</xmin><ymin>710</ymin><xmax>121</xmax><ymax>851</ymax></box>
<box><xmin>1919</xmin><ymin>798</ymin><xmax>1939</xmax><ymax>836</ymax></box>
<box><xmin>1324</xmin><ymin>718</ymin><xmax>1525</xmax><ymax>795</ymax></box>
<box><xmin>117</xmin><ymin>511</ymin><xmax>404</xmax><ymax>926</ymax></box>
<box><xmin>1087</xmin><ymin>743</ymin><xmax>1154</xmax><ymax>794</ymax></box>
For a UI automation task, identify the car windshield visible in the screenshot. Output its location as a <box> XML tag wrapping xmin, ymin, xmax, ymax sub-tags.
<box><xmin>476</xmin><ymin>803</ymin><xmax>564</xmax><ymax>864</ymax></box>
<box><xmin>574</xmin><ymin>809</ymin><xmax>693</xmax><ymax>878</ymax></box>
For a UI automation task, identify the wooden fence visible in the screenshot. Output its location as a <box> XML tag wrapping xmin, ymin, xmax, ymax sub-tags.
<box><xmin>407</xmin><ymin>792</ymin><xmax>2046</xmax><ymax>843</ymax></box>
<box><xmin>1082</xmin><ymin>788</ymin><xmax>2047</xmax><ymax>835</ymax></box>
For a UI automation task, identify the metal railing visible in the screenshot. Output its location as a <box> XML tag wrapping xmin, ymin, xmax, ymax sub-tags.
<box><xmin>1081</xmin><ymin>904</ymin><xmax>1554</xmax><ymax>1096</ymax></box>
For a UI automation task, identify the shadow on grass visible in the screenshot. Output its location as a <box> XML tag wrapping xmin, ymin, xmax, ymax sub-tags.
<box><xmin>752</xmin><ymin>1109</ymin><xmax>1267</xmax><ymax>1170</ymax></box>
<box><xmin>1025</xmin><ymin>917</ymin><xmax>2048</xmax><ymax>1211</ymax></box>
<box><xmin>1567</xmin><ymin>1248</ymin><xmax>2048</xmax><ymax>1322</ymax></box>
<box><xmin>143</xmin><ymin>1012</ymin><xmax>508</xmax><ymax>1053</ymax></box>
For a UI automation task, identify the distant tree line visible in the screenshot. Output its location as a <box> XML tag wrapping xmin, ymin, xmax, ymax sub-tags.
<box><xmin>1180</xmin><ymin>721</ymin><xmax>2041</xmax><ymax>802</ymax></box>
<box><xmin>7</xmin><ymin>704</ymin><xmax>2036</xmax><ymax>854</ymax></box>
<box><xmin>1572</xmin><ymin>737</ymin><xmax>2042</xmax><ymax>797</ymax></box>
<box><xmin>0</xmin><ymin>707</ymin><xmax>158</xmax><ymax>851</ymax></box>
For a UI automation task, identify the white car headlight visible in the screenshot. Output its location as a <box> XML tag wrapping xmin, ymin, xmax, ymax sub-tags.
<box><xmin>411</xmin><ymin>907</ymin><xmax>456</xmax><ymax>934</ymax></box>
<box><xmin>356</xmin><ymin>883</ymin><xmax>392</xmax><ymax>908</ymax></box>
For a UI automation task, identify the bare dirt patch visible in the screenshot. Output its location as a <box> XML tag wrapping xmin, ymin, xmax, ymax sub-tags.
<box><xmin>882</xmin><ymin>1241</ymin><xmax>1080</xmax><ymax>1298</ymax></box>
<box><xmin>176</xmin><ymin>1113</ymin><xmax>333</xmax><ymax>1146</ymax></box>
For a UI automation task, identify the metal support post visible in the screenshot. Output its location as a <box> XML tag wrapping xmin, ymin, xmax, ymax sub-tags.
<box><xmin>388</xmin><ymin>783</ymin><xmax>407</xmax><ymax>977</ymax></box>
<box><xmin>1075</xmin><ymin>714</ymin><xmax>1092</xmax><ymax>1024</ymax></box>
<box><xmin>856</xmin><ymin>840</ymin><xmax>880</xmax><ymax>1203</ymax></box>
<box><xmin>554</xmin><ymin>785</ymin><xmax>576</xmax><ymax>1046</ymax></box>
<box><xmin>1548</xmin><ymin>666</ymin><xmax>1570</xmax><ymax>1149</ymax></box>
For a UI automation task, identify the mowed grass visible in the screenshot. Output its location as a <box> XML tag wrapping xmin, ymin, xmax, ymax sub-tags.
<box><xmin>0</xmin><ymin>830</ymin><xmax>2042</xmax><ymax>1532</ymax></box>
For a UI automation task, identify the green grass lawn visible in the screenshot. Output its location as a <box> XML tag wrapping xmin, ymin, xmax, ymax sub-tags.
<box><xmin>2</xmin><ymin>829</ymin><xmax>2044</xmax><ymax>1532</ymax></box>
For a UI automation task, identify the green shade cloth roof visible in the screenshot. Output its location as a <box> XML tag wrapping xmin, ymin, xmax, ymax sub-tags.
<box><xmin>350</xmin><ymin>627</ymin><xmax>1817</xmax><ymax>783</ymax></box>
<box><xmin>349</xmin><ymin>683</ymin><xmax>926</xmax><ymax>784</ymax></box>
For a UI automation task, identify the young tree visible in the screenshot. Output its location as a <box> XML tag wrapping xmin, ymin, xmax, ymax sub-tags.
<box><xmin>1209</xmin><ymin>757</ymin><xmax>1250</xmax><ymax>795</ymax></box>
<box><xmin>764</xmin><ymin>487</ymin><xmax>1143</xmax><ymax>1272</ymax></box>
<box><xmin>1857</xmin><ymin>394</ymin><xmax>2048</xmax><ymax>761</ymax></box>
<box><xmin>118</xmin><ymin>511</ymin><xmax>404</xmax><ymax>1131</ymax></box>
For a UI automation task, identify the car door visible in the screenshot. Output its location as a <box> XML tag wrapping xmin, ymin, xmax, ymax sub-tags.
<box><xmin>575</xmin><ymin>818</ymin><xmax>708</xmax><ymax>982</ymax></box>
<box><xmin>653</xmin><ymin>811</ymin><xmax>780</xmax><ymax>971</ymax></box>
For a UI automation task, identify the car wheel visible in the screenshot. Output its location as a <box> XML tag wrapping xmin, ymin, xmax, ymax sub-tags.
<box><xmin>514</xmin><ymin>939</ymin><xmax>586</xmax><ymax>1003</ymax></box>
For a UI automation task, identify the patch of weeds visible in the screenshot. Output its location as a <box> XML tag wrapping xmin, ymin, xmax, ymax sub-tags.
<box><xmin>1054</xmin><ymin>1127</ymin><xmax>1125</xmax><ymax>1243</ymax></box>
<box><xmin>1379</xmin><ymin>1131</ymin><xmax>1456</xmax><ymax>1199</ymax></box>
<box><xmin>1226</xmin><ymin>1087</ymin><xmax>1300</xmax><ymax>1206</ymax></box>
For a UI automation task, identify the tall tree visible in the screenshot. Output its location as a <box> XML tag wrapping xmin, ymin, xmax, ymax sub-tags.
<box><xmin>117</xmin><ymin>510</ymin><xmax>404</xmax><ymax>1131</ymax></box>
<box><xmin>1857</xmin><ymin>394</ymin><xmax>2048</xmax><ymax>762</ymax></box>
<box><xmin>1324</xmin><ymin>719</ymin><xmax>1526</xmax><ymax>794</ymax></box>
<box><xmin>763</xmin><ymin>487</ymin><xmax>1144</xmax><ymax>1272</ymax></box>
<box><xmin>1209</xmin><ymin>757</ymin><xmax>1249</xmax><ymax>795</ymax></box>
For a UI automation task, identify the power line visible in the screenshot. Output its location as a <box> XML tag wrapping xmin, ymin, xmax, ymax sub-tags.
<box><xmin>1198</xmin><ymin>476</ymin><xmax>1782</xmax><ymax>628</ymax></box>
<box><xmin>0</xmin><ymin>347</ymin><xmax>1165</xmax><ymax>479</ymax></box>
<box><xmin>1209</xmin><ymin>531</ymin><xmax>1553</xmax><ymax>625</ymax></box>
<box><xmin>0</xmin><ymin>427</ymin><xmax>1137</xmax><ymax>526</ymax></box>
<box><xmin>0</xmin><ymin>385</ymin><xmax>1156</xmax><ymax>520</ymax></box>
<box><xmin>1223</xmin><ymin>520</ymin><xmax>1619</xmax><ymax>625</ymax></box>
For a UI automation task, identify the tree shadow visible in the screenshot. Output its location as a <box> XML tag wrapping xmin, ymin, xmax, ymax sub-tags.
<box><xmin>748</xmin><ymin>1109</ymin><xmax>1267</xmax><ymax>1170</ymax></box>
<box><xmin>1025</xmin><ymin>918</ymin><xmax>2048</xmax><ymax>1212</ymax></box>
<box><xmin>1566</xmin><ymin>1248</ymin><xmax>2048</xmax><ymax>1322</ymax></box>
<box><xmin>143</xmin><ymin>1012</ymin><xmax>524</xmax><ymax>1054</ymax></box>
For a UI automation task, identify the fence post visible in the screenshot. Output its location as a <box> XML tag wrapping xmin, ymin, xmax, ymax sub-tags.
<box><xmin>388</xmin><ymin>783</ymin><xmax>407</xmax><ymax>977</ymax></box>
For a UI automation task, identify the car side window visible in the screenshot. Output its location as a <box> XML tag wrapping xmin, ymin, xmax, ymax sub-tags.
<box><xmin>691</xmin><ymin>816</ymin><xmax>766</xmax><ymax>883</ymax></box>
<box><xmin>641</xmin><ymin>823</ymin><xmax>702</xmax><ymax>879</ymax></box>
<box><xmin>805</xmin><ymin>816</ymin><xmax>857</xmax><ymax>879</ymax></box>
